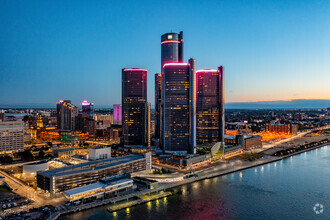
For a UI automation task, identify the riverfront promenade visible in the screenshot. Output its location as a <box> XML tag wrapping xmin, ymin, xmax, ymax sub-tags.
<box><xmin>53</xmin><ymin>142</ymin><xmax>329</xmax><ymax>219</ymax></box>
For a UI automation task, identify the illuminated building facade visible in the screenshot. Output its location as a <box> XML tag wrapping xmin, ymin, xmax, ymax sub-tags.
<box><xmin>82</xmin><ymin>100</ymin><xmax>95</xmax><ymax>119</ymax></box>
<box><xmin>76</xmin><ymin>113</ymin><xmax>96</xmax><ymax>136</ymax></box>
<box><xmin>37</xmin><ymin>153</ymin><xmax>152</xmax><ymax>194</ymax></box>
<box><xmin>147</xmin><ymin>102</ymin><xmax>151</xmax><ymax>147</ymax></box>
<box><xmin>265</xmin><ymin>123</ymin><xmax>298</xmax><ymax>135</ymax></box>
<box><xmin>161</xmin><ymin>31</ymin><xmax>184</xmax><ymax>71</ymax></box>
<box><xmin>56</xmin><ymin>100</ymin><xmax>78</xmax><ymax>131</ymax></box>
<box><xmin>161</xmin><ymin>60</ymin><xmax>196</xmax><ymax>154</ymax></box>
<box><xmin>113</xmin><ymin>104</ymin><xmax>122</xmax><ymax>125</ymax></box>
<box><xmin>156</xmin><ymin>32</ymin><xmax>184</xmax><ymax>141</ymax></box>
<box><xmin>37</xmin><ymin>113</ymin><xmax>43</xmax><ymax>128</ymax></box>
<box><xmin>122</xmin><ymin>68</ymin><xmax>147</xmax><ymax>146</ymax></box>
<box><xmin>196</xmin><ymin>67</ymin><xmax>225</xmax><ymax>144</ymax></box>
<box><xmin>154</xmin><ymin>73</ymin><xmax>161</xmax><ymax>138</ymax></box>
<box><xmin>0</xmin><ymin>120</ymin><xmax>24</xmax><ymax>153</ymax></box>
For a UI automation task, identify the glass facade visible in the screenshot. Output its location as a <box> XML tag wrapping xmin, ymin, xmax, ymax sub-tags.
<box><xmin>162</xmin><ymin>64</ymin><xmax>191</xmax><ymax>152</ymax></box>
<box><xmin>122</xmin><ymin>69</ymin><xmax>147</xmax><ymax>145</ymax></box>
<box><xmin>161</xmin><ymin>32</ymin><xmax>183</xmax><ymax>73</ymax></box>
<box><xmin>157</xmin><ymin>32</ymin><xmax>184</xmax><ymax>142</ymax></box>
<box><xmin>154</xmin><ymin>73</ymin><xmax>161</xmax><ymax>138</ymax></box>
<box><xmin>196</xmin><ymin>69</ymin><xmax>221</xmax><ymax>144</ymax></box>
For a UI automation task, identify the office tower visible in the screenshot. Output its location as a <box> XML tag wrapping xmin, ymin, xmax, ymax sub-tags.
<box><xmin>122</xmin><ymin>68</ymin><xmax>147</xmax><ymax>146</ymax></box>
<box><xmin>76</xmin><ymin>113</ymin><xmax>96</xmax><ymax>136</ymax></box>
<box><xmin>56</xmin><ymin>100</ymin><xmax>78</xmax><ymax>131</ymax></box>
<box><xmin>196</xmin><ymin>67</ymin><xmax>225</xmax><ymax>144</ymax></box>
<box><xmin>161</xmin><ymin>59</ymin><xmax>196</xmax><ymax>154</ymax></box>
<box><xmin>146</xmin><ymin>102</ymin><xmax>151</xmax><ymax>147</ymax></box>
<box><xmin>219</xmin><ymin>66</ymin><xmax>225</xmax><ymax>143</ymax></box>
<box><xmin>0</xmin><ymin>120</ymin><xmax>24</xmax><ymax>153</ymax></box>
<box><xmin>154</xmin><ymin>73</ymin><xmax>161</xmax><ymax>138</ymax></box>
<box><xmin>113</xmin><ymin>104</ymin><xmax>122</xmax><ymax>125</ymax></box>
<box><xmin>157</xmin><ymin>31</ymin><xmax>184</xmax><ymax>141</ymax></box>
<box><xmin>161</xmin><ymin>31</ymin><xmax>184</xmax><ymax>72</ymax></box>
<box><xmin>82</xmin><ymin>100</ymin><xmax>95</xmax><ymax>119</ymax></box>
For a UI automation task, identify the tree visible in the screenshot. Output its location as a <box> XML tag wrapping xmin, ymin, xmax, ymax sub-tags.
<box><xmin>0</xmin><ymin>155</ymin><xmax>13</xmax><ymax>164</ymax></box>
<box><xmin>38</xmin><ymin>150</ymin><xmax>45</xmax><ymax>158</ymax></box>
<box><xmin>20</xmin><ymin>150</ymin><xmax>34</xmax><ymax>161</ymax></box>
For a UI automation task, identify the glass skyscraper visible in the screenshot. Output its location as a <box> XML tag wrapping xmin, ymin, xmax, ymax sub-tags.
<box><xmin>161</xmin><ymin>59</ymin><xmax>196</xmax><ymax>154</ymax></box>
<box><xmin>154</xmin><ymin>73</ymin><xmax>161</xmax><ymax>139</ymax></box>
<box><xmin>155</xmin><ymin>32</ymin><xmax>184</xmax><ymax>140</ymax></box>
<box><xmin>82</xmin><ymin>100</ymin><xmax>94</xmax><ymax>119</ymax></box>
<box><xmin>122</xmin><ymin>68</ymin><xmax>147</xmax><ymax>146</ymax></box>
<box><xmin>196</xmin><ymin>67</ymin><xmax>225</xmax><ymax>144</ymax></box>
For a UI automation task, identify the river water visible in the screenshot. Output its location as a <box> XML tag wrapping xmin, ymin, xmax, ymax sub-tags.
<box><xmin>61</xmin><ymin>146</ymin><xmax>329</xmax><ymax>220</ymax></box>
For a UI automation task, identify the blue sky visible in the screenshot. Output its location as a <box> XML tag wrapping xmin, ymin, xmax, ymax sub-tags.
<box><xmin>0</xmin><ymin>0</ymin><xmax>329</xmax><ymax>107</ymax></box>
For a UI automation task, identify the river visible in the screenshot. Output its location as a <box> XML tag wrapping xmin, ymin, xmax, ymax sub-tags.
<box><xmin>61</xmin><ymin>145</ymin><xmax>329</xmax><ymax>220</ymax></box>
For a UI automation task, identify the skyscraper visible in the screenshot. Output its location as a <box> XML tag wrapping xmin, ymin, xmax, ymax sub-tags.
<box><xmin>219</xmin><ymin>66</ymin><xmax>225</xmax><ymax>143</ymax></box>
<box><xmin>196</xmin><ymin>67</ymin><xmax>225</xmax><ymax>144</ymax></box>
<box><xmin>154</xmin><ymin>73</ymin><xmax>161</xmax><ymax>138</ymax></box>
<box><xmin>156</xmin><ymin>31</ymin><xmax>184</xmax><ymax>142</ymax></box>
<box><xmin>113</xmin><ymin>104</ymin><xmax>122</xmax><ymax>125</ymax></box>
<box><xmin>82</xmin><ymin>100</ymin><xmax>95</xmax><ymax>119</ymax></box>
<box><xmin>161</xmin><ymin>59</ymin><xmax>196</xmax><ymax>154</ymax></box>
<box><xmin>56</xmin><ymin>100</ymin><xmax>78</xmax><ymax>131</ymax></box>
<box><xmin>147</xmin><ymin>102</ymin><xmax>151</xmax><ymax>147</ymax></box>
<box><xmin>122</xmin><ymin>68</ymin><xmax>147</xmax><ymax>146</ymax></box>
<box><xmin>161</xmin><ymin>31</ymin><xmax>184</xmax><ymax>71</ymax></box>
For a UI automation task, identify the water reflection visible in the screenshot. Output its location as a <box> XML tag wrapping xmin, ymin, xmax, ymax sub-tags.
<box><xmin>62</xmin><ymin>145</ymin><xmax>329</xmax><ymax>220</ymax></box>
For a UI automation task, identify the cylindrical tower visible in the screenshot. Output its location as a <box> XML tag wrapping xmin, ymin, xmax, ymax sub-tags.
<box><xmin>219</xmin><ymin>66</ymin><xmax>225</xmax><ymax>143</ymax></box>
<box><xmin>189</xmin><ymin>58</ymin><xmax>196</xmax><ymax>154</ymax></box>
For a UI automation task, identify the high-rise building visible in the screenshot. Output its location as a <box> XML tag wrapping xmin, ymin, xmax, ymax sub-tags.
<box><xmin>0</xmin><ymin>120</ymin><xmax>24</xmax><ymax>153</ymax></box>
<box><xmin>82</xmin><ymin>100</ymin><xmax>95</xmax><ymax>119</ymax></box>
<box><xmin>156</xmin><ymin>32</ymin><xmax>184</xmax><ymax>141</ymax></box>
<box><xmin>196</xmin><ymin>67</ymin><xmax>225</xmax><ymax>144</ymax></box>
<box><xmin>147</xmin><ymin>102</ymin><xmax>151</xmax><ymax>147</ymax></box>
<box><xmin>154</xmin><ymin>73</ymin><xmax>161</xmax><ymax>138</ymax></box>
<box><xmin>161</xmin><ymin>59</ymin><xmax>196</xmax><ymax>154</ymax></box>
<box><xmin>161</xmin><ymin>31</ymin><xmax>184</xmax><ymax>72</ymax></box>
<box><xmin>219</xmin><ymin>66</ymin><xmax>225</xmax><ymax>143</ymax></box>
<box><xmin>56</xmin><ymin>100</ymin><xmax>78</xmax><ymax>131</ymax></box>
<box><xmin>76</xmin><ymin>113</ymin><xmax>96</xmax><ymax>136</ymax></box>
<box><xmin>122</xmin><ymin>68</ymin><xmax>147</xmax><ymax>146</ymax></box>
<box><xmin>113</xmin><ymin>104</ymin><xmax>122</xmax><ymax>125</ymax></box>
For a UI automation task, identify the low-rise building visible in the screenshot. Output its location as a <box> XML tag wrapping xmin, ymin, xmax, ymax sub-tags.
<box><xmin>23</xmin><ymin>161</ymin><xmax>49</xmax><ymax>174</ymax></box>
<box><xmin>53</xmin><ymin>148</ymin><xmax>75</xmax><ymax>160</ymax></box>
<box><xmin>37</xmin><ymin>153</ymin><xmax>152</xmax><ymax>194</ymax></box>
<box><xmin>89</xmin><ymin>146</ymin><xmax>111</xmax><ymax>161</ymax></box>
<box><xmin>64</xmin><ymin>174</ymin><xmax>134</xmax><ymax>201</ymax></box>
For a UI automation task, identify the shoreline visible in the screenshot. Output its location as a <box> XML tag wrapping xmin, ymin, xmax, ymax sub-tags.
<box><xmin>55</xmin><ymin>143</ymin><xmax>328</xmax><ymax>219</ymax></box>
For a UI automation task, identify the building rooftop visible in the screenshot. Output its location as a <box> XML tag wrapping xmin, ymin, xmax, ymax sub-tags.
<box><xmin>64</xmin><ymin>178</ymin><xmax>133</xmax><ymax>198</ymax></box>
<box><xmin>38</xmin><ymin>154</ymin><xmax>143</xmax><ymax>178</ymax></box>
<box><xmin>57</xmin><ymin>148</ymin><xmax>74</xmax><ymax>152</ymax></box>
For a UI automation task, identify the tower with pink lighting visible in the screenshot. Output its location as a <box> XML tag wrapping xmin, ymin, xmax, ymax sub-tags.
<box><xmin>196</xmin><ymin>67</ymin><xmax>225</xmax><ymax>144</ymax></box>
<box><xmin>161</xmin><ymin>59</ymin><xmax>196</xmax><ymax>154</ymax></box>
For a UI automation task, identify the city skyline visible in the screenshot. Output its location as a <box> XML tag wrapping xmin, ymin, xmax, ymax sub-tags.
<box><xmin>1</xmin><ymin>0</ymin><xmax>329</xmax><ymax>107</ymax></box>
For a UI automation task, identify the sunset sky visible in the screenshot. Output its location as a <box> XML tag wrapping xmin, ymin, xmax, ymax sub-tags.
<box><xmin>0</xmin><ymin>0</ymin><xmax>329</xmax><ymax>107</ymax></box>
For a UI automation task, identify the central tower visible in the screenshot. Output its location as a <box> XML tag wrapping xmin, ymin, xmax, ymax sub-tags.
<box><xmin>155</xmin><ymin>31</ymin><xmax>184</xmax><ymax>140</ymax></box>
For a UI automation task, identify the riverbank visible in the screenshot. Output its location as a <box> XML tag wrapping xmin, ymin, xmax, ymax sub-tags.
<box><xmin>55</xmin><ymin>143</ymin><xmax>328</xmax><ymax>219</ymax></box>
